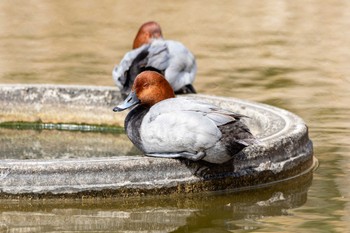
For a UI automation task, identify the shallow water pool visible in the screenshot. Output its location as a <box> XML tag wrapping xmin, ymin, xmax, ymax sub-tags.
<box><xmin>0</xmin><ymin>123</ymin><xmax>138</xmax><ymax>160</ymax></box>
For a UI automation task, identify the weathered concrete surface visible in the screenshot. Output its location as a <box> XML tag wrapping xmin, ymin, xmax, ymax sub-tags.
<box><xmin>0</xmin><ymin>84</ymin><xmax>126</xmax><ymax>126</ymax></box>
<box><xmin>0</xmin><ymin>84</ymin><xmax>315</xmax><ymax>196</ymax></box>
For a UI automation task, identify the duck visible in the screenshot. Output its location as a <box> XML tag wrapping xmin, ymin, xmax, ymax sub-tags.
<box><xmin>113</xmin><ymin>71</ymin><xmax>256</xmax><ymax>164</ymax></box>
<box><xmin>112</xmin><ymin>21</ymin><xmax>197</xmax><ymax>99</ymax></box>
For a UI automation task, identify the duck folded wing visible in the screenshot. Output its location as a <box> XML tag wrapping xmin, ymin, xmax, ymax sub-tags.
<box><xmin>112</xmin><ymin>41</ymin><xmax>169</xmax><ymax>90</ymax></box>
<box><xmin>147</xmin><ymin>98</ymin><xmax>246</xmax><ymax>124</ymax></box>
<box><xmin>140</xmin><ymin>110</ymin><xmax>222</xmax><ymax>154</ymax></box>
<box><xmin>112</xmin><ymin>45</ymin><xmax>145</xmax><ymax>89</ymax></box>
<box><xmin>163</xmin><ymin>40</ymin><xmax>197</xmax><ymax>91</ymax></box>
<box><xmin>205</xmin><ymin>112</ymin><xmax>240</xmax><ymax>126</ymax></box>
<box><xmin>145</xmin><ymin>40</ymin><xmax>169</xmax><ymax>70</ymax></box>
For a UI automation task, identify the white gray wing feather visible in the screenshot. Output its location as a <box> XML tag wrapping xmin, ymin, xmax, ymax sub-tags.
<box><xmin>140</xmin><ymin>98</ymin><xmax>245</xmax><ymax>154</ymax></box>
<box><xmin>140</xmin><ymin>110</ymin><xmax>222</xmax><ymax>154</ymax></box>
<box><xmin>147</xmin><ymin>98</ymin><xmax>242</xmax><ymax>125</ymax></box>
<box><xmin>112</xmin><ymin>45</ymin><xmax>148</xmax><ymax>89</ymax></box>
<box><xmin>112</xmin><ymin>39</ymin><xmax>196</xmax><ymax>92</ymax></box>
<box><xmin>145</xmin><ymin>40</ymin><xmax>169</xmax><ymax>70</ymax></box>
<box><xmin>112</xmin><ymin>41</ymin><xmax>169</xmax><ymax>90</ymax></box>
<box><xmin>164</xmin><ymin>40</ymin><xmax>197</xmax><ymax>91</ymax></box>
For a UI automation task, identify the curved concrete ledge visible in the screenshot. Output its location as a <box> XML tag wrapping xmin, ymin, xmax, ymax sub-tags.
<box><xmin>0</xmin><ymin>84</ymin><xmax>315</xmax><ymax>197</ymax></box>
<box><xmin>0</xmin><ymin>169</ymin><xmax>313</xmax><ymax>231</ymax></box>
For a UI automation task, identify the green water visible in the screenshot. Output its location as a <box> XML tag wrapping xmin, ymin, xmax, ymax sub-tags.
<box><xmin>0</xmin><ymin>121</ymin><xmax>124</xmax><ymax>133</ymax></box>
<box><xmin>1</xmin><ymin>0</ymin><xmax>350</xmax><ymax>232</ymax></box>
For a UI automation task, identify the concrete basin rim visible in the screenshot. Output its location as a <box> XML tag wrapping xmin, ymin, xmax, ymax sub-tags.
<box><xmin>193</xmin><ymin>93</ymin><xmax>303</xmax><ymax>141</ymax></box>
<box><xmin>0</xmin><ymin>84</ymin><xmax>308</xmax><ymax>164</ymax></box>
<box><xmin>0</xmin><ymin>84</ymin><xmax>314</xmax><ymax>195</ymax></box>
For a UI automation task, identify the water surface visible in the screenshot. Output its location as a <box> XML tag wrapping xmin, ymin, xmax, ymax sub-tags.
<box><xmin>0</xmin><ymin>0</ymin><xmax>349</xmax><ymax>232</ymax></box>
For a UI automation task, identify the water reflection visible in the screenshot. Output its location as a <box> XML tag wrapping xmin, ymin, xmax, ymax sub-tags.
<box><xmin>0</xmin><ymin>170</ymin><xmax>312</xmax><ymax>232</ymax></box>
<box><xmin>172</xmin><ymin>173</ymin><xmax>312</xmax><ymax>232</ymax></box>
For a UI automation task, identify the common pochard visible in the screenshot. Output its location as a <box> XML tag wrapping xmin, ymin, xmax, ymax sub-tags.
<box><xmin>113</xmin><ymin>71</ymin><xmax>256</xmax><ymax>164</ymax></box>
<box><xmin>112</xmin><ymin>21</ymin><xmax>197</xmax><ymax>99</ymax></box>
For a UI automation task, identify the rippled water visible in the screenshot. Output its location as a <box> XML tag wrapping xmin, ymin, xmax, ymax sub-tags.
<box><xmin>0</xmin><ymin>0</ymin><xmax>349</xmax><ymax>232</ymax></box>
